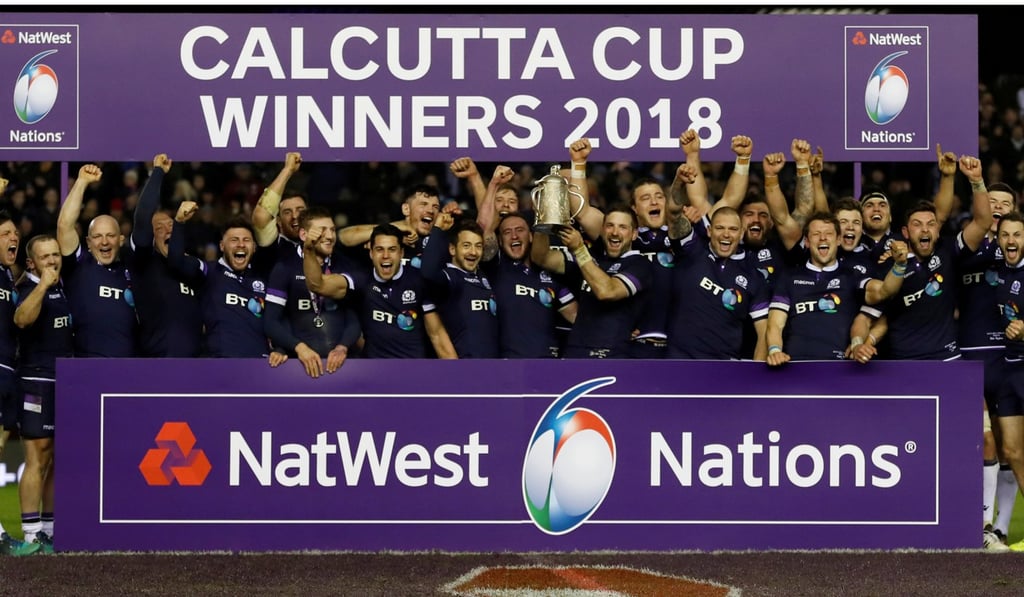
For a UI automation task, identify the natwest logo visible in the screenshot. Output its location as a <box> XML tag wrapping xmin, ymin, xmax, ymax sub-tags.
<box><xmin>139</xmin><ymin>422</ymin><xmax>212</xmax><ymax>486</ymax></box>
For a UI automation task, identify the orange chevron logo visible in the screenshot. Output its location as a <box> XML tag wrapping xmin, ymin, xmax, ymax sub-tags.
<box><xmin>139</xmin><ymin>422</ymin><xmax>212</xmax><ymax>486</ymax></box>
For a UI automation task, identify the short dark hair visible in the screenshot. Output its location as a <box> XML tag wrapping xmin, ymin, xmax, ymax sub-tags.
<box><xmin>903</xmin><ymin>200</ymin><xmax>936</xmax><ymax>224</ymax></box>
<box><xmin>860</xmin><ymin>187</ymin><xmax>888</xmax><ymax>204</ymax></box>
<box><xmin>407</xmin><ymin>184</ymin><xmax>440</xmax><ymax>202</ymax></box>
<box><xmin>804</xmin><ymin>212</ymin><xmax>840</xmax><ymax>237</ymax></box>
<box><xmin>741</xmin><ymin>194</ymin><xmax>769</xmax><ymax>209</ymax></box>
<box><xmin>630</xmin><ymin>177</ymin><xmax>663</xmax><ymax>203</ymax></box>
<box><xmin>605</xmin><ymin>203</ymin><xmax>638</xmax><ymax>228</ymax></box>
<box><xmin>448</xmin><ymin>218</ymin><xmax>484</xmax><ymax>244</ymax></box>
<box><xmin>369</xmin><ymin>223</ymin><xmax>404</xmax><ymax>248</ymax></box>
<box><xmin>25</xmin><ymin>234</ymin><xmax>57</xmax><ymax>261</ymax></box>
<box><xmin>497</xmin><ymin>211</ymin><xmax>532</xmax><ymax>231</ymax></box>
<box><xmin>222</xmin><ymin>216</ymin><xmax>254</xmax><ymax>239</ymax></box>
<box><xmin>0</xmin><ymin>209</ymin><xmax>13</xmax><ymax>228</ymax></box>
<box><xmin>989</xmin><ymin>182</ymin><xmax>1019</xmax><ymax>206</ymax></box>
<box><xmin>998</xmin><ymin>211</ymin><xmax>1024</xmax><ymax>233</ymax></box>
<box><xmin>832</xmin><ymin>197</ymin><xmax>861</xmax><ymax>214</ymax></box>
<box><xmin>299</xmin><ymin>205</ymin><xmax>333</xmax><ymax>229</ymax></box>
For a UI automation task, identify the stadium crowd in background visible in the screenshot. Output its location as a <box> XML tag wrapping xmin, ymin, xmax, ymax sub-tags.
<box><xmin>2</xmin><ymin>78</ymin><xmax>1024</xmax><ymax>556</ymax></box>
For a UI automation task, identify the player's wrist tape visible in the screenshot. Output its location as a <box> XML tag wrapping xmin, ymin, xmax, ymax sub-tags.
<box><xmin>867</xmin><ymin>334</ymin><xmax>878</xmax><ymax>346</ymax></box>
<box><xmin>258</xmin><ymin>188</ymin><xmax>282</xmax><ymax>215</ymax></box>
<box><xmin>765</xmin><ymin>174</ymin><xmax>780</xmax><ymax>190</ymax></box>
<box><xmin>796</xmin><ymin>163</ymin><xmax>810</xmax><ymax>176</ymax></box>
<box><xmin>768</xmin><ymin>345</ymin><xmax>782</xmax><ymax>355</ymax></box>
<box><xmin>734</xmin><ymin>156</ymin><xmax>750</xmax><ymax>175</ymax></box>
<box><xmin>890</xmin><ymin>264</ymin><xmax>906</xmax><ymax>277</ymax></box>
<box><xmin>850</xmin><ymin>336</ymin><xmax>865</xmax><ymax>347</ymax></box>
<box><xmin>573</xmin><ymin>245</ymin><xmax>593</xmax><ymax>266</ymax></box>
<box><xmin>571</xmin><ymin>161</ymin><xmax>587</xmax><ymax>179</ymax></box>
<box><xmin>971</xmin><ymin>180</ymin><xmax>987</xmax><ymax>193</ymax></box>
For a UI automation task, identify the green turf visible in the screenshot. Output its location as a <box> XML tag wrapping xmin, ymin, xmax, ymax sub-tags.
<box><xmin>1</xmin><ymin>482</ymin><xmax>18</xmax><ymax>539</ymax></box>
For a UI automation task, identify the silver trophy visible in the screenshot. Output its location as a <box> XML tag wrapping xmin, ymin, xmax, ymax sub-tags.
<box><xmin>531</xmin><ymin>164</ymin><xmax>585</xmax><ymax>234</ymax></box>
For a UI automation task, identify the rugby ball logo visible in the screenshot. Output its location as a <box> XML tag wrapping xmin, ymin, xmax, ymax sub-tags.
<box><xmin>864</xmin><ymin>51</ymin><xmax>909</xmax><ymax>125</ymax></box>
<box><xmin>13</xmin><ymin>50</ymin><xmax>59</xmax><ymax>124</ymax></box>
<box><xmin>522</xmin><ymin>377</ymin><xmax>616</xmax><ymax>535</ymax></box>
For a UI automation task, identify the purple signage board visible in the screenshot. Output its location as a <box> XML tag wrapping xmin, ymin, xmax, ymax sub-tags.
<box><xmin>58</xmin><ymin>358</ymin><xmax>978</xmax><ymax>552</ymax></box>
<box><xmin>0</xmin><ymin>12</ymin><xmax>975</xmax><ymax>161</ymax></box>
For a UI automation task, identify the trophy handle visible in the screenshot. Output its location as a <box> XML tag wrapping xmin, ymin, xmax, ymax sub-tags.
<box><xmin>567</xmin><ymin>188</ymin><xmax>586</xmax><ymax>221</ymax></box>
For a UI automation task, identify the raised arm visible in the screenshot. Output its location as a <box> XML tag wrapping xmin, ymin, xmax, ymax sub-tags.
<box><xmin>558</xmin><ymin>227</ymin><xmax>630</xmax><ymax>301</ymax></box>
<box><xmin>477</xmin><ymin>165</ymin><xmax>514</xmax><ymax>234</ymax></box>
<box><xmin>530</xmin><ymin>226</ymin><xmax>567</xmax><ymax>275</ymax></box>
<box><xmin>132</xmin><ymin>154</ymin><xmax>171</xmax><ymax>249</ymax></box>
<box><xmin>476</xmin><ymin>165</ymin><xmax>514</xmax><ymax>262</ymax></box>
<box><xmin>790</xmin><ymin>139</ymin><xmax>815</xmax><ymax>227</ymax></box>
<box><xmin>713</xmin><ymin>135</ymin><xmax>753</xmax><ymax>214</ymax></box>
<box><xmin>675</xmin><ymin>129</ymin><xmax>712</xmax><ymax>217</ymax></box>
<box><xmin>809</xmin><ymin>146</ymin><xmax>829</xmax><ymax>214</ymax></box>
<box><xmin>567</xmin><ymin>138</ymin><xmax>604</xmax><ymax>241</ymax></box>
<box><xmin>303</xmin><ymin>226</ymin><xmax>350</xmax><ymax>300</ymax></box>
<box><xmin>761</xmin><ymin>152</ymin><xmax>803</xmax><ymax>249</ymax></box>
<box><xmin>449</xmin><ymin>157</ymin><xmax>487</xmax><ymax>217</ymax></box>
<box><xmin>166</xmin><ymin>201</ymin><xmax>206</xmax><ymax>277</ymax></box>
<box><xmin>932</xmin><ymin>143</ymin><xmax>957</xmax><ymax>228</ymax></box>
<box><xmin>959</xmin><ymin>155</ymin><xmax>994</xmax><ymax>252</ymax></box>
<box><xmin>56</xmin><ymin>164</ymin><xmax>102</xmax><ymax>256</ymax></box>
<box><xmin>253</xmin><ymin>152</ymin><xmax>302</xmax><ymax>247</ymax></box>
<box><xmin>666</xmin><ymin>163</ymin><xmax>698</xmax><ymax>240</ymax></box>
<box><xmin>419</xmin><ymin>214</ymin><xmax>456</xmax><ymax>284</ymax></box>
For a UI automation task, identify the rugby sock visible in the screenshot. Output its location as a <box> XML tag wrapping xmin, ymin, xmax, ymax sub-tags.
<box><xmin>41</xmin><ymin>512</ymin><xmax>53</xmax><ymax>538</ymax></box>
<box><xmin>21</xmin><ymin>512</ymin><xmax>41</xmax><ymax>542</ymax></box>
<box><xmin>995</xmin><ymin>465</ymin><xmax>1018</xmax><ymax>535</ymax></box>
<box><xmin>984</xmin><ymin>460</ymin><xmax>998</xmax><ymax>526</ymax></box>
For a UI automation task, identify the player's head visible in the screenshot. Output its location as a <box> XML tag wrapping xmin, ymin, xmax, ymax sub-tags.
<box><xmin>832</xmin><ymin>197</ymin><xmax>864</xmax><ymax>252</ymax></box>
<box><xmin>709</xmin><ymin>207</ymin><xmax>742</xmax><ymax>259</ymax></box>
<box><xmin>220</xmin><ymin>216</ymin><xmax>256</xmax><ymax>272</ymax></box>
<box><xmin>630</xmin><ymin>177</ymin><xmax>666</xmax><ymax>229</ymax></box>
<box><xmin>495</xmin><ymin>183</ymin><xmax>520</xmax><ymax>218</ymax></box>
<box><xmin>403</xmin><ymin>184</ymin><xmax>441</xmax><ymax>237</ymax></box>
<box><xmin>988</xmin><ymin>182</ymin><xmax>1018</xmax><ymax>234</ymax></box>
<box><xmin>151</xmin><ymin>209</ymin><xmax>175</xmax><ymax>258</ymax></box>
<box><xmin>901</xmin><ymin>200</ymin><xmax>939</xmax><ymax>258</ymax></box>
<box><xmin>448</xmin><ymin>219</ymin><xmax>484</xmax><ymax>272</ymax></box>
<box><xmin>300</xmin><ymin>206</ymin><xmax>336</xmax><ymax>258</ymax></box>
<box><xmin>0</xmin><ymin>210</ymin><xmax>19</xmax><ymax>269</ymax></box>
<box><xmin>369</xmin><ymin>223</ymin><xmax>405</xmax><ymax>281</ymax></box>
<box><xmin>740</xmin><ymin>196</ymin><xmax>772</xmax><ymax>247</ymax></box>
<box><xmin>998</xmin><ymin>211</ymin><xmax>1024</xmax><ymax>267</ymax></box>
<box><xmin>86</xmin><ymin>214</ymin><xmax>124</xmax><ymax>265</ymax></box>
<box><xmin>26</xmin><ymin>234</ymin><xmax>61</xmax><ymax>277</ymax></box>
<box><xmin>860</xmin><ymin>189</ymin><xmax>892</xmax><ymax>236</ymax></box>
<box><xmin>602</xmin><ymin>205</ymin><xmax>638</xmax><ymax>259</ymax></box>
<box><xmin>278</xmin><ymin>194</ymin><xmax>308</xmax><ymax>241</ymax></box>
<box><xmin>804</xmin><ymin>212</ymin><xmax>840</xmax><ymax>268</ymax></box>
<box><xmin>498</xmin><ymin>211</ymin><xmax>533</xmax><ymax>261</ymax></box>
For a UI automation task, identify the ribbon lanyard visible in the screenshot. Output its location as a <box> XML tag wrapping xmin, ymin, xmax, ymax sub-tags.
<box><xmin>309</xmin><ymin>261</ymin><xmax>330</xmax><ymax>328</ymax></box>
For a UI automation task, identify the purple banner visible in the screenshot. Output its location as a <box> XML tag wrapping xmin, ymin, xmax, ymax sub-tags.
<box><xmin>58</xmin><ymin>358</ymin><xmax>978</xmax><ymax>552</ymax></box>
<box><xmin>0</xmin><ymin>12</ymin><xmax>975</xmax><ymax>161</ymax></box>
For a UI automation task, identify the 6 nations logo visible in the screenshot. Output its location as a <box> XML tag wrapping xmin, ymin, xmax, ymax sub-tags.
<box><xmin>522</xmin><ymin>377</ymin><xmax>617</xmax><ymax>535</ymax></box>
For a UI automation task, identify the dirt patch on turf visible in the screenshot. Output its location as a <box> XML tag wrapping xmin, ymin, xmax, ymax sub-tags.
<box><xmin>445</xmin><ymin>565</ymin><xmax>737</xmax><ymax>596</ymax></box>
